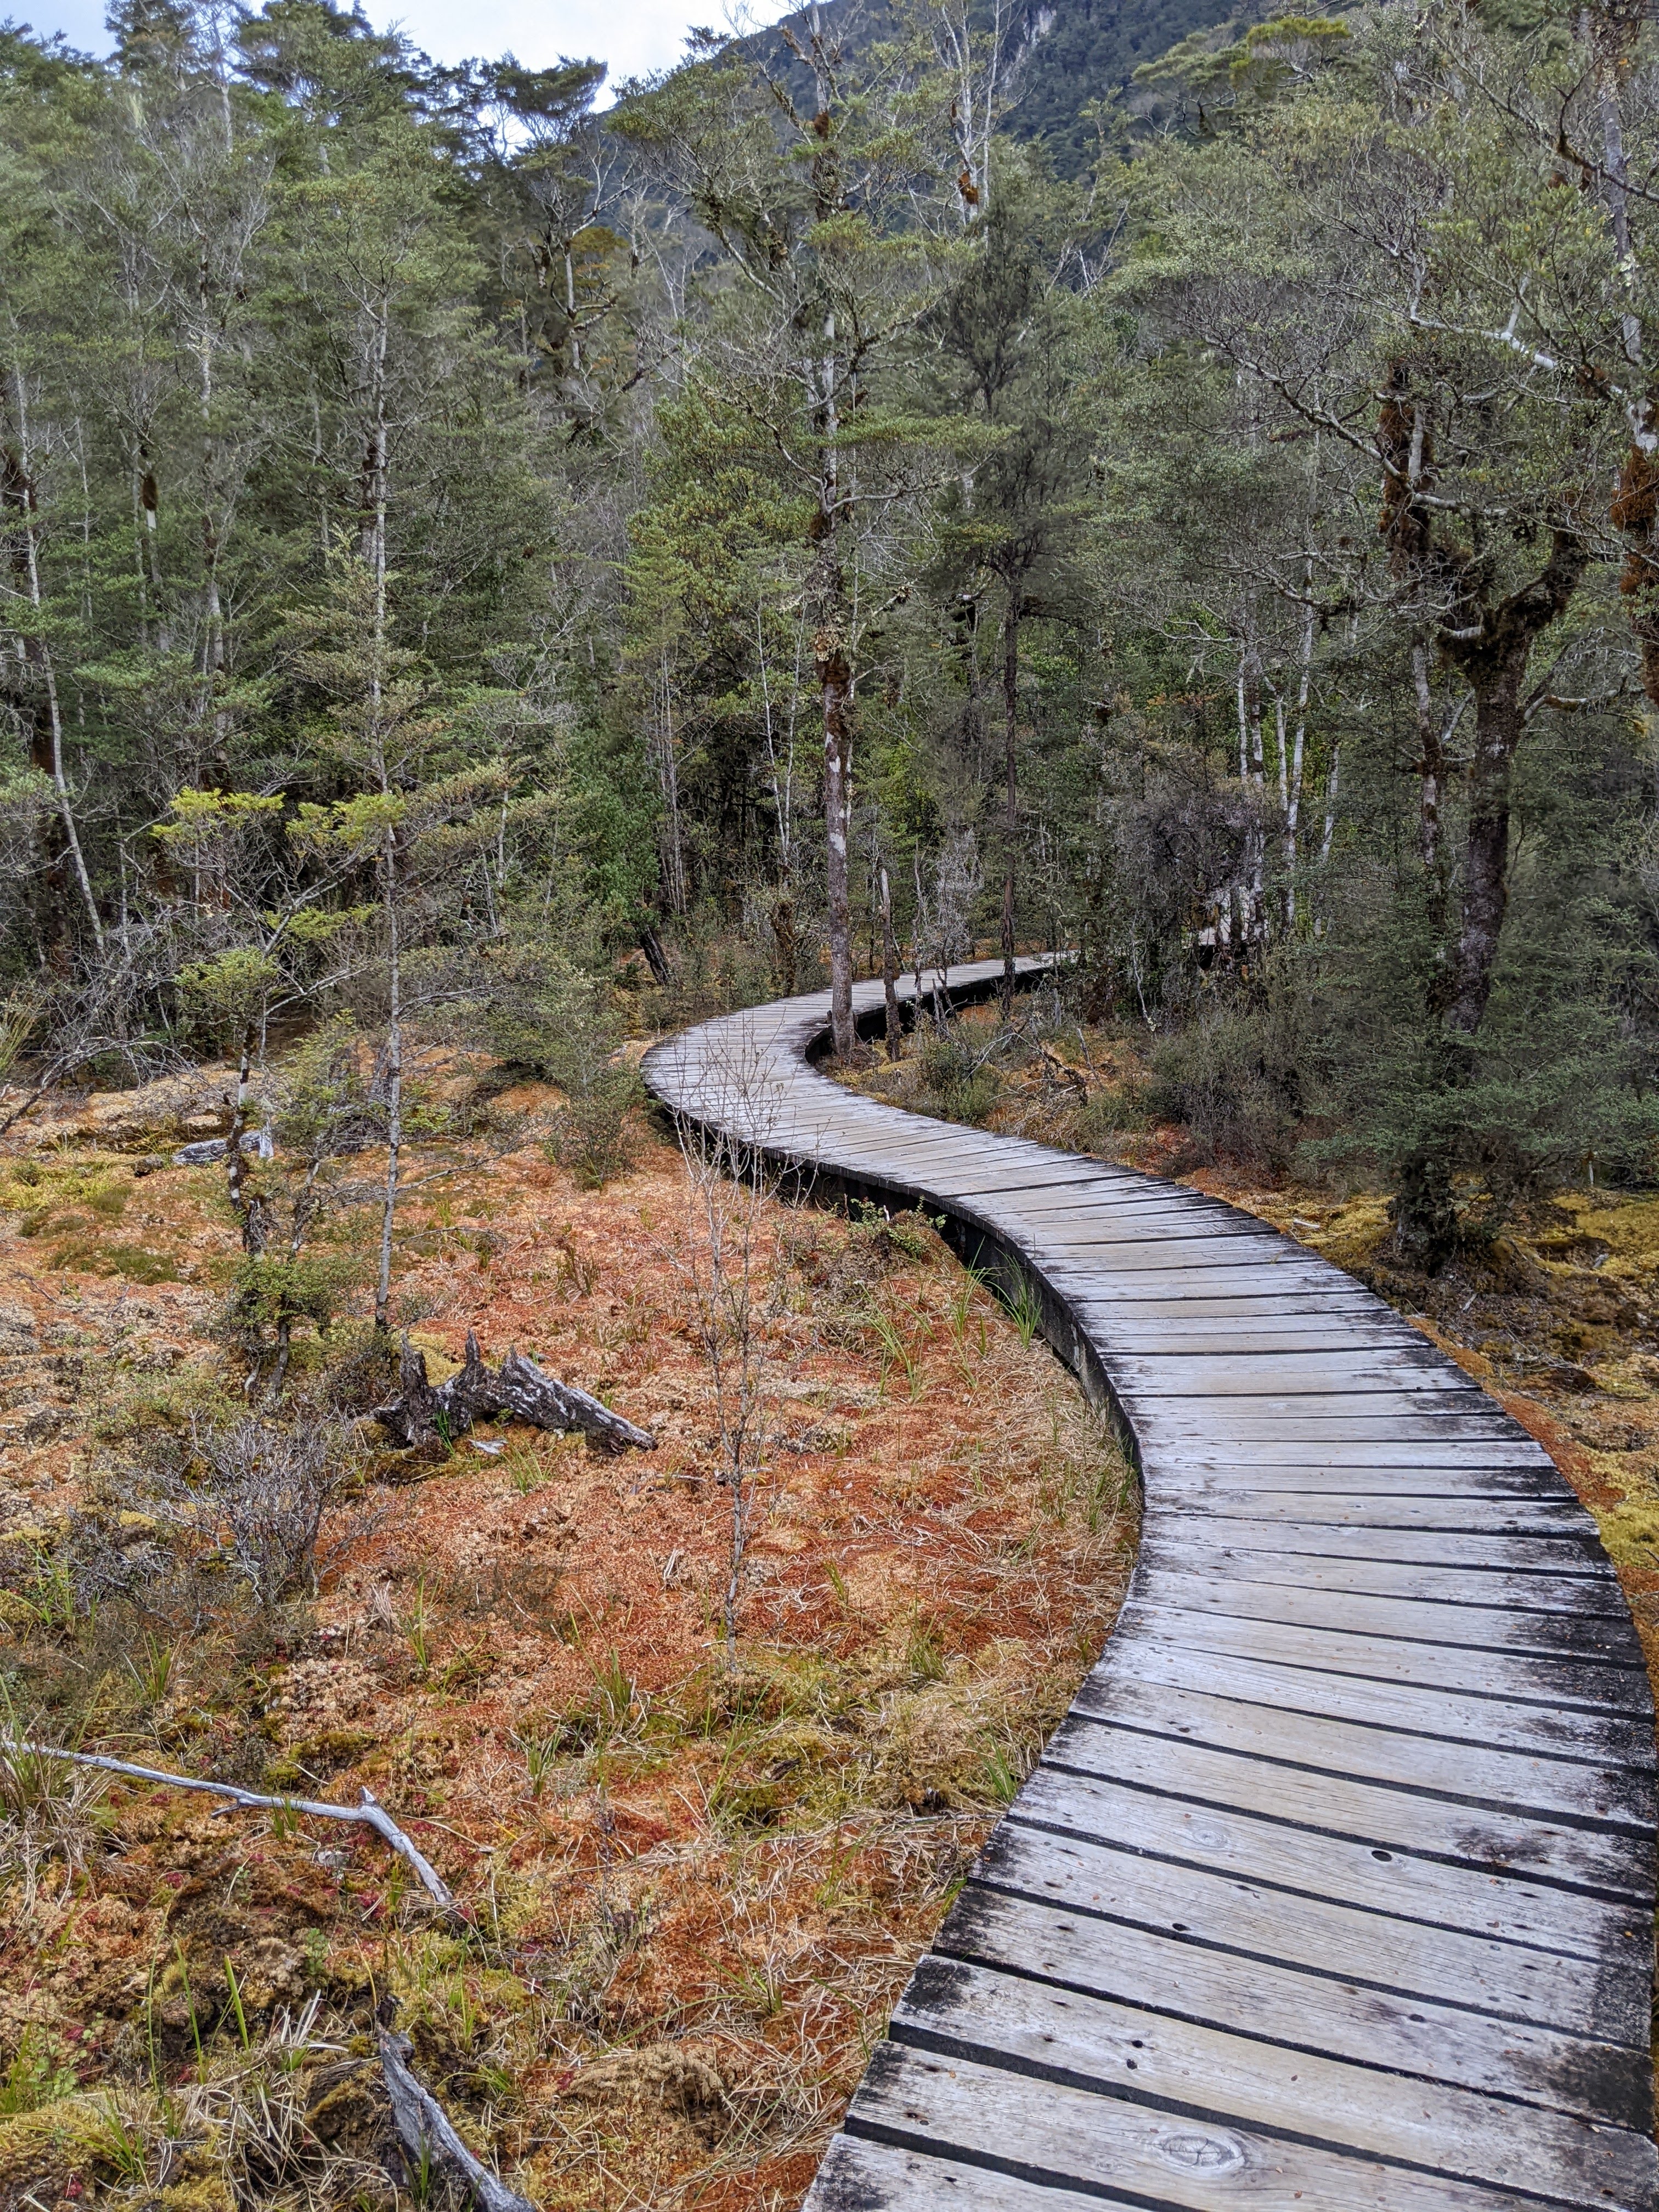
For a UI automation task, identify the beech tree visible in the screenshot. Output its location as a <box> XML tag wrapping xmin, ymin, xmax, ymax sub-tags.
<box><xmin>617</xmin><ymin>9</ymin><xmax>962</xmax><ymax>1056</ymax></box>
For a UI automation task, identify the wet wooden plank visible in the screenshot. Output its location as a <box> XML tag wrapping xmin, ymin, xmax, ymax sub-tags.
<box><xmin>1094</xmin><ymin>1635</ymin><xmax>1654</xmax><ymax>1767</ymax></box>
<box><xmin>1119</xmin><ymin>1598</ymin><xmax>1650</xmax><ymax>1714</ymax></box>
<box><xmin>1139</xmin><ymin>1437</ymin><xmax>1558</xmax><ymax>1468</ymax></box>
<box><xmin>1139</xmin><ymin>1511</ymin><xmax>1610</xmax><ymax>1575</ymax></box>
<box><xmin>965</xmin><ymin>1820</ymin><xmax>1637</xmax><ymax>2038</ymax></box>
<box><xmin>1078</xmin><ymin>1288</ymin><xmax>1401</xmax><ymax>1318</ymax></box>
<box><xmin>891</xmin><ymin>1953</ymin><xmax>1651</xmax><ymax>2198</ymax></box>
<box><xmin>1109</xmin><ymin>1351</ymin><xmax>1488</xmax><ymax>1396</ymax></box>
<box><xmin>1155</xmin><ymin>1481</ymin><xmax>1593</xmax><ymax>1523</ymax></box>
<box><xmin>1008</xmin><ymin>1762</ymin><xmax>1643</xmax><ymax>1954</ymax></box>
<box><xmin>1055</xmin><ymin>1689</ymin><xmax>1656</xmax><ymax>1839</ymax></box>
<box><xmin>1086</xmin><ymin>1324</ymin><xmax>1435</xmax><ymax>1355</ymax></box>
<box><xmin>804</xmin><ymin>2133</ymin><xmax>1134</xmax><ymax>2212</ymax></box>
<box><xmin>937</xmin><ymin>1882</ymin><xmax>1655</xmax><ymax>2125</ymax></box>
<box><xmin>1137</xmin><ymin>1539</ymin><xmax>1630</xmax><ymax>1614</ymax></box>
<box><xmin>1127</xmin><ymin>1399</ymin><xmax>1531</xmax><ymax>1436</ymax></box>
<box><xmin>1127</xmin><ymin>1567</ymin><xmax>1648</xmax><ymax>1669</ymax></box>
<box><xmin>839</xmin><ymin>2041</ymin><xmax>1651</xmax><ymax>2211</ymax></box>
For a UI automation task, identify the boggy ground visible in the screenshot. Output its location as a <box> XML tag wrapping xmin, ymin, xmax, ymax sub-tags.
<box><xmin>841</xmin><ymin>1004</ymin><xmax>1659</xmax><ymax>1677</ymax></box>
<box><xmin>0</xmin><ymin>1053</ymin><xmax>1133</xmax><ymax>2212</ymax></box>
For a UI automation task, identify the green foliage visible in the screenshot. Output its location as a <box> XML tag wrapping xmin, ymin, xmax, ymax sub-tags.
<box><xmin>917</xmin><ymin>1032</ymin><xmax>1001</xmax><ymax>1126</ymax></box>
<box><xmin>1147</xmin><ymin>1001</ymin><xmax>1304</xmax><ymax>1171</ymax></box>
<box><xmin>543</xmin><ymin>1071</ymin><xmax>641</xmax><ymax>1191</ymax></box>
<box><xmin>177</xmin><ymin>950</ymin><xmax>283</xmax><ymax>1057</ymax></box>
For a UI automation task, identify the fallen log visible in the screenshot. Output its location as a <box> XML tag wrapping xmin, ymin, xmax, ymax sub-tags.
<box><xmin>379</xmin><ymin>2028</ymin><xmax>535</xmax><ymax>2212</ymax></box>
<box><xmin>376</xmin><ymin>1331</ymin><xmax>656</xmax><ymax>1455</ymax></box>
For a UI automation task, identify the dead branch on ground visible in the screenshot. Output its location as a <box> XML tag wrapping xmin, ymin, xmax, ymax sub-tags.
<box><xmin>379</xmin><ymin>2028</ymin><xmax>535</xmax><ymax>2212</ymax></box>
<box><xmin>375</xmin><ymin>1330</ymin><xmax>655</xmax><ymax>1453</ymax></box>
<box><xmin>3</xmin><ymin>1743</ymin><xmax>460</xmax><ymax>1918</ymax></box>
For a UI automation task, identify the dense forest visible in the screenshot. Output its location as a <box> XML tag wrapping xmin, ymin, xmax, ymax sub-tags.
<box><xmin>4</xmin><ymin>0</ymin><xmax>1659</xmax><ymax>1280</ymax></box>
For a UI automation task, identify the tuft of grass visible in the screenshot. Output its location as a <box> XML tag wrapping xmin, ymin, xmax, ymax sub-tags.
<box><xmin>865</xmin><ymin>1302</ymin><xmax>922</xmax><ymax>1400</ymax></box>
<box><xmin>87</xmin><ymin>2094</ymin><xmax>150</xmax><ymax>2183</ymax></box>
<box><xmin>404</xmin><ymin>1576</ymin><xmax>434</xmax><ymax>1674</ymax></box>
<box><xmin>1007</xmin><ymin>1271</ymin><xmax>1044</xmax><ymax>1350</ymax></box>
<box><xmin>906</xmin><ymin>1621</ymin><xmax>946</xmax><ymax>1683</ymax></box>
<box><xmin>979</xmin><ymin>1745</ymin><xmax>1022</xmax><ymax>1804</ymax></box>
<box><xmin>122</xmin><ymin>1630</ymin><xmax>174</xmax><ymax>1708</ymax></box>
<box><xmin>515</xmin><ymin>1728</ymin><xmax>562</xmax><ymax>1799</ymax></box>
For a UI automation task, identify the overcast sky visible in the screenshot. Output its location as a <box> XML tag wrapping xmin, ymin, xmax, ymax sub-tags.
<box><xmin>10</xmin><ymin>0</ymin><xmax>712</xmax><ymax>92</ymax></box>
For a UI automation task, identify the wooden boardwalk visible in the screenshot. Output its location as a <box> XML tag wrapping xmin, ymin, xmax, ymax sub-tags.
<box><xmin>642</xmin><ymin>959</ymin><xmax>1658</xmax><ymax>2210</ymax></box>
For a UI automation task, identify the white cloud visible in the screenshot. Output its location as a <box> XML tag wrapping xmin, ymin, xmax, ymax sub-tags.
<box><xmin>14</xmin><ymin>0</ymin><xmax>711</xmax><ymax>93</ymax></box>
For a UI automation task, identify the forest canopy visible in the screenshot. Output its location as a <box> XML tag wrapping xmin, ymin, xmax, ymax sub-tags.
<box><xmin>3</xmin><ymin>0</ymin><xmax>1659</xmax><ymax>1268</ymax></box>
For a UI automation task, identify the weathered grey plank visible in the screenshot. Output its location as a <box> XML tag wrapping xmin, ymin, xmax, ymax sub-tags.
<box><xmin>1088</xmin><ymin>1325</ymin><xmax>1439</xmax><ymax>1356</ymax></box>
<box><xmin>1138</xmin><ymin>1539</ymin><xmax>1630</xmax><ymax>1613</ymax></box>
<box><xmin>838</xmin><ymin>2043</ymin><xmax>1651</xmax><ymax>2211</ymax></box>
<box><xmin>1067</xmin><ymin>1675</ymin><xmax>1654</xmax><ymax>1826</ymax></box>
<box><xmin>1092</xmin><ymin>1635</ymin><xmax>1654</xmax><ymax>1766</ymax></box>
<box><xmin>1127</xmin><ymin>1567</ymin><xmax>1647</xmax><ymax>1668</ymax></box>
<box><xmin>1120</xmin><ymin>1597</ymin><xmax>1650</xmax><ymax>1713</ymax></box>
<box><xmin>966</xmin><ymin>1821</ymin><xmax>1640</xmax><ymax>2038</ymax></box>
<box><xmin>642</xmin><ymin>960</ymin><xmax>1657</xmax><ymax>2211</ymax></box>
<box><xmin>1045</xmin><ymin>1713</ymin><xmax>1654</xmax><ymax>1891</ymax></box>
<box><xmin>1110</xmin><ymin>1351</ymin><xmax>1489</xmax><ymax>1395</ymax></box>
<box><xmin>1139</xmin><ymin>1511</ymin><xmax>1610</xmax><ymax>1574</ymax></box>
<box><xmin>891</xmin><ymin>1954</ymin><xmax>1650</xmax><ymax>2198</ymax></box>
<box><xmin>1127</xmin><ymin>1400</ymin><xmax>1532</xmax><ymax>1436</ymax></box>
<box><xmin>936</xmin><ymin>1883</ymin><xmax>1656</xmax><ymax>2125</ymax></box>
<box><xmin>1139</xmin><ymin>1434</ymin><xmax>1556</xmax><ymax>1462</ymax></box>
<box><xmin>805</xmin><ymin>2134</ymin><xmax>1133</xmax><ymax>2211</ymax></box>
<box><xmin>1156</xmin><ymin>1484</ymin><xmax>1594</xmax><ymax>1526</ymax></box>
<box><xmin>1008</xmin><ymin>1763</ymin><xmax>1643</xmax><ymax>1953</ymax></box>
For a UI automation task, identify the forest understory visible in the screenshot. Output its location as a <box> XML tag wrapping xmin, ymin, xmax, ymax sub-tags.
<box><xmin>0</xmin><ymin>1047</ymin><xmax>1132</xmax><ymax>2212</ymax></box>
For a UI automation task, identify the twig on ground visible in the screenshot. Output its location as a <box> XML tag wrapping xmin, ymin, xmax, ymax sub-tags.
<box><xmin>379</xmin><ymin>2027</ymin><xmax>535</xmax><ymax>2212</ymax></box>
<box><xmin>4</xmin><ymin>1744</ymin><xmax>460</xmax><ymax>1919</ymax></box>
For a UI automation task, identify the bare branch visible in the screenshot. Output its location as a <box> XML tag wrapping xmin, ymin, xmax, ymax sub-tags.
<box><xmin>5</xmin><ymin>1744</ymin><xmax>461</xmax><ymax>1919</ymax></box>
<box><xmin>379</xmin><ymin>2029</ymin><xmax>535</xmax><ymax>2212</ymax></box>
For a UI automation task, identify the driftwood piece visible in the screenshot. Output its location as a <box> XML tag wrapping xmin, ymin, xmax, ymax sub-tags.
<box><xmin>7</xmin><ymin>1745</ymin><xmax>460</xmax><ymax>1919</ymax></box>
<box><xmin>377</xmin><ymin>1331</ymin><xmax>656</xmax><ymax>1455</ymax></box>
<box><xmin>379</xmin><ymin>2028</ymin><xmax>535</xmax><ymax>2212</ymax></box>
<box><xmin>173</xmin><ymin>1127</ymin><xmax>274</xmax><ymax>1166</ymax></box>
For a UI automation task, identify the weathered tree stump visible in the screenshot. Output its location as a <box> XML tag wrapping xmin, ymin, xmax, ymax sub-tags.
<box><xmin>375</xmin><ymin>1332</ymin><xmax>655</xmax><ymax>1455</ymax></box>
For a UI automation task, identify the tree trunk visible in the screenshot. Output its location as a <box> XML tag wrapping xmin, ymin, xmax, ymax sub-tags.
<box><xmin>879</xmin><ymin>862</ymin><xmax>901</xmax><ymax>1059</ymax></box>
<box><xmin>820</xmin><ymin>624</ymin><xmax>855</xmax><ymax>1057</ymax></box>
<box><xmin>2</xmin><ymin>390</ymin><xmax>103</xmax><ymax>952</ymax></box>
<box><xmin>654</xmin><ymin>652</ymin><xmax>689</xmax><ymax>917</ymax></box>
<box><xmin>805</xmin><ymin>12</ymin><xmax>856</xmax><ymax>1062</ymax></box>
<box><xmin>225</xmin><ymin>1019</ymin><xmax>269</xmax><ymax>1259</ymax></box>
<box><xmin>1410</xmin><ymin>637</ymin><xmax>1443</xmax><ymax>878</ymax></box>
<box><xmin>1000</xmin><ymin>591</ymin><xmax>1018</xmax><ymax>1018</ymax></box>
<box><xmin>375</xmin><ymin>827</ymin><xmax>403</xmax><ymax>1334</ymax></box>
<box><xmin>1448</xmin><ymin>673</ymin><xmax>1521</xmax><ymax>1033</ymax></box>
<box><xmin>1586</xmin><ymin>5</ymin><xmax>1659</xmax><ymax>704</ymax></box>
<box><xmin>1443</xmin><ymin>530</ymin><xmax>1588</xmax><ymax>1034</ymax></box>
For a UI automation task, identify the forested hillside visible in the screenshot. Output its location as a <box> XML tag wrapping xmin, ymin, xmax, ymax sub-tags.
<box><xmin>4</xmin><ymin>0</ymin><xmax>1656</xmax><ymax>1262</ymax></box>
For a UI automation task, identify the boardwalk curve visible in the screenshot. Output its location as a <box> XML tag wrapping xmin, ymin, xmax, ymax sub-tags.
<box><xmin>642</xmin><ymin>958</ymin><xmax>1658</xmax><ymax>2211</ymax></box>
